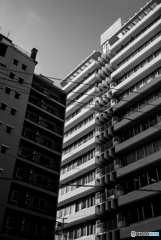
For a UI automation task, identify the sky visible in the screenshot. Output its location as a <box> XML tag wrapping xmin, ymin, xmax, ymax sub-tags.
<box><xmin>0</xmin><ymin>0</ymin><xmax>149</xmax><ymax>87</ymax></box>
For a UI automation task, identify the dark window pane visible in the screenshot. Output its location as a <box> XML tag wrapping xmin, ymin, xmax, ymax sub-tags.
<box><xmin>130</xmin><ymin>205</ymin><xmax>138</xmax><ymax>223</ymax></box>
<box><xmin>137</xmin><ymin>146</ymin><xmax>145</xmax><ymax>159</ymax></box>
<box><xmin>140</xmin><ymin>173</ymin><xmax>148</xmax><ymax>188</ymax></box>
<box><xmin>145</xmin><ymin>142</ymin><xmax>153</xmax><ymax>156</ymax></box>
<box><xmin>148</xmin><ymin>168</ymin><xmax>158</xmax><ymax>185</ymax></box>
<box><xmin>134</xmin><ymin>176</ymin><xmax>140</xmax><ymax>190</ymax></box>
<box><xmin>153</xmin><ymin>138</ymin><xmax>161</xmax><ymax>152</ymax></box>
<box><xmin>127</xmin><ymin>177</ymin><xmax>135</xmax><ymax>193</ymax></box>
<box><xmin>153</xmin><ymin>197</ymin><xmax>161</xmax><ymax>217</ymax></box>
<box><xmin>144</xmin><ymin>201</ymin><xmax>152</xmax><ymax>219</ymax></box>
<box><xmin>0</xmin><ymin>43</ymin><xmax>7</xmax><ymax>56</ymax></box>
<box><xmin>138</xmin><ymin>205</ymin><xmax>143</xmax><ymax>221</ymax></box>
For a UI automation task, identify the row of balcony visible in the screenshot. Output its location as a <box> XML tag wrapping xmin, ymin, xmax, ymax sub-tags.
<box><xmin>2</xmin><ymin>215</ymin><xmax>50</xmax><ymax>240</ymax></box>
<box><xmin>29</xmin><ymin>97</ymin><xmax>64</xmax><ymax>120</ymax></box>
<box><xmin>18</xmin><ymin>147</ymin><xmax>59</xmax><ymax>172</ymax></box>
<box><xmin>25</xmin><ymin>112</ymin><xmax>63</xmax><ymax>136</ymax></box>
<box><xmin>32</xmin><ymin>83</ymin><xmax>66</xmax><ymax>105</ymax></box>
<box><xmin>22</xmin><ymin>128</ymin><xmax>61</xmax><ymax>153</ymax></box>
<box><xmin>8</xmin><ymin>193</ymin><xmax>54</xmax><ymax>216</ymax></box>
<box><xmin>110</xmin><ymin>2</ymin><xmax>159</xmax><ymax>54</ymax></box>
<box><xmin>13</xmin><ymin>168</ymin><xmax>58</xmax><ymax>193</ymax></box>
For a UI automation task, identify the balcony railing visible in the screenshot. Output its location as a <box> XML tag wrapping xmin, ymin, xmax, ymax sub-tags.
<box><xmin>2</xmin><ymin>216</ymin><xmax>49</xmax><ymax>240</ymax></box>
<box><xmin>29</xmin><ymin>97</ymin><xmax>64</xmax><ymax>120</ymax></box>
<box><xmin>8</xmin><ymin>197</ymin><xmax>53</xmax><ymax>216</ymax></box>
<box><xmin>18</xmin><ymin>147</ymin><xmax>59</xmax><ymax>172</ymax></box>
<box><xmin>95</xmin><ymin>140</ymin><xmax>113</xmax><ymax>157</ymax></box>
<box><xmin>65</xmin><ymin>98</ymin><xmax>95</xmax><ymax>123</ymax></box>
<box><xmin>22</xmin><ymin>129</ymin><xmax>61</xmax><ymax>153</ymax></box>
<box><xmin>96</xmin><ymin>159</ymin><xmax>121</xmax><ymax>177</ymax></box>
<box><xmin>95</xmin><ymin>216</ymin><xmax>127</xmax><ymax>234</ymax></box>
<box><xmin>95</xmin><ymin>120</ymin><xmax>112</xmax><ymax>136</ymax></box>
<box><xmin>13</xmin><ymin>169</ymin><xmax>58</xmax><ymax>192</ymax></box>
<box><xmin>66</xmin><ymin>69</ymin><xmax>97</xmax><ymax>95</ymax></box>
<box><xmin>95</xmin><ymin>187</ymin><xmax>124</xmax><ymax>205</ymax></box>
<box><xmin>32</xmin><ymin>83</ymin><xmax>66</xmax><ymax>105</ymax></box>
<box><xmin>96</xmin><ymin>102</ymin><xmax>111</xmax><ymax>113</ymax></box>
<box><xmin>25</xmin><ymin>112</ymin><xmax>63</xmax><ymax>135</ymax></box>
<box><xmin>116</xmin><ymin>47</ymin><xmax>161</xmax><ymax>85</ymax></box>
<box><xmin>116</xmin><ymin>4</ymin><xmax>159</xmax><ymax>55</ymax></box>
<box><xmin>66</xmin><ymin>83</ymin><xmax>96</xmax><ymax>108</ymax></box>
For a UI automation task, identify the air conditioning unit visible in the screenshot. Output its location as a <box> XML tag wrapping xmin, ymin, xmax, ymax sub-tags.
<box><xmin>110</xmin><ymin>82</ymin><xmax>117</xmax><ymax>89</ymax></box>
<box><xmin>33</xmin><ymin>150</ymin><xmax>37</xmax><ymax>155</ymax></box>
<box><xmin>115</xmin><ymin>184</ymin><xmax>124</xmax><ymax>197</ymax></box>
<box><xmin>96</xmin><ymin>220</ymin><xmax>101</xmax><ymax>235</ymax></box>
<box><xmin>26</xmin><ymin>168</ymin><xmax>33</xmax><ymax>174</ymax></box>
<box><xmin>95</xmin><ymin>192</ymin><xmax>101</xmax><ymax>205</ymax></box>
<box><xmin>111</xmin><ymin>98</ymin><xmax>118</xmax><ymax>106</ymax></box>
<box><xmin>114</xmin><ymin>159</ymin><xmax>122</xmax><ymax>170</ymax></box>
<box><xmin>116</xmin><ymin>213</ymin><xmax>125</xmax><ymax>228</ymax></box>
<box><xmin>113</xmin><ymin>136</ymin><xmax>120</xmax><ymax>146</ymax></box>
<box><xmin>26</xmin><ymin>192</ymin><xmax>30</xmax><ymax>198</ymax></box>
<box><xmin>22</xmin><ymin>218</ymin><xmax>26</xmax><ymax>225</ymax></box>
<box><xmin>112</xmin><ymin>116</ymin><xmax>119</xmax><ymax>125</ymax></box>
<box><xmin>6</xmin><ymin>217</ymin><xmax>15</xmax><ymax>230</ymax></box>
<box><xmin>95</xmin><ymin>168</ymin><xmax>101</xmax><ymax>179</ymax></box>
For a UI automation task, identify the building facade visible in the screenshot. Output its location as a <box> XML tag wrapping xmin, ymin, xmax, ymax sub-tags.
<box><xmin>0</xmin><ymin>34</ymin><xmax>66</xmax><ymax>240</ymax></box>
<box><xmin>57</xmin><ymin>0</ymin><xmax>161</xmax><ymax>239</ymax></box>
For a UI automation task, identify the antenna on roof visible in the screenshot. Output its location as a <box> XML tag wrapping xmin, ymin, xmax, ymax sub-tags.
<box><xmin>7</xmin><ymin>30</ymin><xmax>10</xmax><ymax>38</ymax></box>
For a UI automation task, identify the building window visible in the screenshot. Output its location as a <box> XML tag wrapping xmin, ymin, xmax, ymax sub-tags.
<box><xmin>13</xmin><ymin>59</ymin><xmax>19</xmax><ymax>66</ymax></box>
<box><xmin>0</xmin><ymin>121</ymin><xmax>3</xmax><ymax>129</ymax></box>
<box><xmin>1</xmin><ymin>145</ymin><xmax>9</xmax><ymax>155</ymax></box>
<box><xmin>1</xmin><ymin>102</ymin><xmax>7</xmax><ymax>111</ymax></box>
<box><xmin>14</xmin><ymin>92</ymin><xmax>20</xmax><ymax>99</ymax></box>
<box><xmin>11</xmin><ymin>191</ymin><xmax>20</xmax><ymax>202</ymax></box>
<box><xmin>0</xmin><ymin>62</ymin><xmax>6</xmax><ymax>68</ymax></box>
<box><xmin>16</xmin><ymin>168</ymin><xmax>24</xmax><ymax>179</ymax></box>
<box><xmin>6</xmin><ymin>217</ymin><xmax>15</xmax><ymax>229</ymax></box>
<box><xmin>0</xmin><ymin>43</ymin><xmax>8</xmax><ymax>57</ymax></box>
<box><xmin>9</xmin><ymin>72</ymin><xmax>15</xmax><ymax>79</ymax></box>
<box><xmin>18</xmin><ymin>77</ymin><xmax>24</xmax><ymax>84</ymax></box>
<box><xmin>5</xmin><ymin>87</ymin><xmax>11</xmax><ymax>94</ymax></box>
<box><xmin>6</xmin><ymin>125</ymin><xmax>13</xmax><ymax>134</ymax></box>
<box><xmin>22</xmin><ymin>64</ymin><xmax>27</xmax><ymax>71</ymax></box>
<box><xmin>10</xmin><ymin>107</ymin><xmax>17</xmax><ymax>116</ymax></box>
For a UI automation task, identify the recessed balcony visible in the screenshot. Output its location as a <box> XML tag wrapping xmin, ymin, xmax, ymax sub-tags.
<box><xmin>111</xmin><ymin>16</ymin><xmax>161</xmax><ymax>66</ymax></box>
<box><xmin>110</xmin><ymin>3</ymin><xmax>161</xmax><ymax>54</ymax></box>
<box><xmin>58</xmin><ymin>179</ymin><xmax>102</xmax><ymax>206</ymax></box>
<box><xmin>116</xmin><ymin>150</ymin><xmax>161</xmax><ymax>179</ymax></box>
<box><xmin>114</xmin><ymin>93</ymin><xmax>161</xmax><ymax>132</ymax></box>
<box><xmin>62</xmin><ymin>52</ymin><xmax>102</xmax><ymax>92</ymax></box>
<box><xmin>118</xmin><ymin>181</ymin><xmax>161</xmax><ymax>207</ymax></box>
<box><xmin>64</xmin><ymin>206</ymin><xmax>100</xmax><ymax>226</ymax></box>
<box><xmin>112</xmin><ymin>75</ymin><xmax>161</xmax><ymax>114</ymax></box>
<box><xmin>62</xmin><ymin>137</ymin><xmax>98</xmax><ymax>165</ymax></box>
<box><xmin>120</xmin><ymin>215</ymin><xmax>161</xmax><ymax>239</ymax></box>
<box><xmin>63</xmin><ymin>118</ymin><xmax>96</xmax><ymax>148</ymax></box>
<box><xmin>66</xmin><ymin>85</ymin><xmax>98</xmax><ymax>117</ymax></box>
<box><xmin>31</xmin><ymin>83</ymin><xmax>66</xmax><ymax>106</ymax></box>
<box><xmin>115</xmin><ymin>121</ymin><xmax>161</xmax><ymax>154</ymax></box>
<box><xmin>60</xmin><ymin>157</ymin><xmax>104</xmax><ymax>184</ymax></box>
<box><xmin>21</xmin><ymin>128</ymin><xmax>61</xmax><ymax>155</ymax></box>
<box><xmin>67</xmin><ymin>66</ymin><xmax>102</xmax><ymax>101</ymax></box>
<box><xmin>111</xmin><ymin>35</ymin><xmax>161</xmax><ymax>80</ymax></box>
<box><xmin>112</xmin><ymin>52</ymin><xmax>161</xmax><ymax>97</ymax></box>
<box><xmin>65</xmin><ymin>99</ymin><xmax>97</xmax><ymax>132</ymax></box>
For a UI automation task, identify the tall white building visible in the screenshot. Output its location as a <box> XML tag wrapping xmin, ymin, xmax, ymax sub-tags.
<box><xmin>57</xmin><ymin>0</ymin><xmax>161</xmax><ymax>239</ymax></box>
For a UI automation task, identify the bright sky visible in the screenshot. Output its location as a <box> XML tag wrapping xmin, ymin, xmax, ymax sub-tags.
<box><xmin>0</xmin><ymin>0</ymin><xmax>149</xmax><ymax>87</ymax></box>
